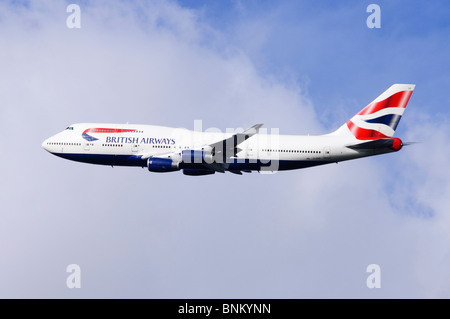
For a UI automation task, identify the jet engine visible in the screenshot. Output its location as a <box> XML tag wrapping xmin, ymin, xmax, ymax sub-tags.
<box><xmin>181</xmin><ymin>150</ymin><xmax>214</xmax><ymax>164</ymax></box>
<box><xmin>147</xmin><ymin>157</ymin><xmax>180</xmax><ymax>172</ymax></box>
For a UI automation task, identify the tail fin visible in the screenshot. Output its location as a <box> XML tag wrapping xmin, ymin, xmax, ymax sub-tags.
<box><xmin>334</xmin><ymin>84</ymin><xmax>415</xmax><ymax>140</ymax></box>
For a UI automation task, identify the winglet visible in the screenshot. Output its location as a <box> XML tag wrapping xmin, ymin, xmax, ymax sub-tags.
<box><xmin>246</xmin><ymin>123</ymin><xmax>263</xmax><ymax>134</ymax></box>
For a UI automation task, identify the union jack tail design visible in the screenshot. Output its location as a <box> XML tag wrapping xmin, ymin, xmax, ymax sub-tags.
<box><xmin>335</xmin><ymin>84</ymin><xmax>415</xmax><ymax>140</ymax></box>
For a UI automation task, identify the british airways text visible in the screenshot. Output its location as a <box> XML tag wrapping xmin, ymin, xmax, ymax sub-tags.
<box><xmin>105</xmin><ymin>136</ymin><xmax>175</xmax><ymax>145</ymax></box>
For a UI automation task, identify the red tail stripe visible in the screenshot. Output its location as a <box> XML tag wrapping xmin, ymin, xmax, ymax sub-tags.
<box><xmin>358</xmin><ymin>90</ymin><xmax>413</xmax><ymax>116</ymax></box>
<box><xmin>346</xmin><ymin>120</ymin><xmax>390</xmax><ymax>140</ymax></box>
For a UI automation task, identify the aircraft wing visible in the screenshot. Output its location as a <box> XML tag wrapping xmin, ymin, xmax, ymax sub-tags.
<box><xmin>139</xmin><ymin>124</ymin><xmax>263</xmax><ymax>162</ymax></box>
<box><xmin>208</xmin><ymin>123</ymin><xmax>263</xmax><ymax>160</ymax></box>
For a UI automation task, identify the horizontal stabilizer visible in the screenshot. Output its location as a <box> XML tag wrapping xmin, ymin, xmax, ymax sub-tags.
<box><xmin>346</xmin><ymin>138</ymin><xmax>402</xmax><ymax>150</ymax></box>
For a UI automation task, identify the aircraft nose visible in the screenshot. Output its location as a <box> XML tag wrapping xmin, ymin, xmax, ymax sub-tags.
<box><xmin>42</xmin><ymin>138</ymin><xmax>50</xmax><ymax>152</ymax></box>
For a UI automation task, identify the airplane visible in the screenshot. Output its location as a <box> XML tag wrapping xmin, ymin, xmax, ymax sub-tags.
<box><xmin>42</xmin><ymin>83</ymin><xmax>415</xmax><ymax>176</ymax></box>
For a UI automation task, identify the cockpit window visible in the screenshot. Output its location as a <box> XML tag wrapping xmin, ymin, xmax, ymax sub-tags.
<box><xmin>66</xmin><ymin>126</ymin><xmax>74</xmax><ymax>130</ymax></box>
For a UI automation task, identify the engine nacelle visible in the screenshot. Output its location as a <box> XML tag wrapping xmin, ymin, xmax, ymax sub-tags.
<box><xmin>181</xmin><ymin>150</ymin><xmax>213</xmax><ymax>164</ymax></box>
<box><xmin>147</xmin><ymin>157</ymin><xmax>179</xmax><ymax>172</ymax></box>
<box><xmin>183</xmin><ymin>169</ymin><xmax>215</xmax><ymax>176</ymax></box>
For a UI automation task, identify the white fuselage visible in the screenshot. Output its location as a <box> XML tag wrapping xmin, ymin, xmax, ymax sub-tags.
<box><xmin>42</xmin><ymin>123</ymin><xmax>393</xmax><ymax>174</ymax></box>
<box><xmin>42</xmin><ymin>84</ymin><xmax>413</xmax><ymax>175</ymax></box>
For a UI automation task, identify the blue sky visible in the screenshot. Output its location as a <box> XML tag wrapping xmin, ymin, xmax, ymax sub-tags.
<box><xmin>1</xmin><ymin>0</ymin><xmax>450</xmax><ymax>298</ymax></box>
<box><xmin>184</xmin><ymin>0</ymin><xmax>450</xmax><ymax>124</ymax></box>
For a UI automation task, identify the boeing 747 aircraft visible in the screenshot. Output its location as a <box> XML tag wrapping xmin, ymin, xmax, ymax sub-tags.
<box><xmin>42</xmin><ymin>84</ymin><xmax>415</xmax><ymax>175</ymax></box>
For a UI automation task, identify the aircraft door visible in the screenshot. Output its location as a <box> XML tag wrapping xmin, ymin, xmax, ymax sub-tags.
<box><xmin>84</xmin><ymin>142</ymin><xmax>90</xmax><ymax>151</ymax></box>
<box><xmin>132</xmin><ymin>144</ymin><xmax>139</xmax><ymax>153</ymax></box>
<box><xmin>323</xmin><ymin>146</ymin><xmax>331</xmax><ymax>159</ymax></box>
